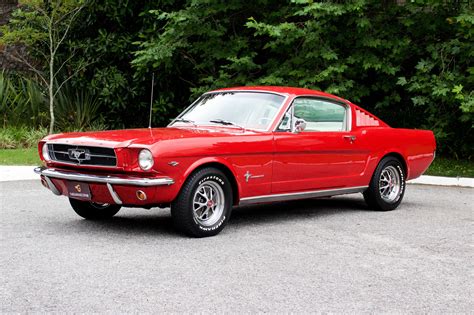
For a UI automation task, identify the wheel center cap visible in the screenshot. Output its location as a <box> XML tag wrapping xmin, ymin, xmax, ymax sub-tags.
<box><xmin>207</xmin><ymin>200</ymin><xmax>214</xmax><ymax>207</ymax></box>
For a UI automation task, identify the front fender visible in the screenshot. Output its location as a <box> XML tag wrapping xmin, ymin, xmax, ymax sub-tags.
<box><xmin>182</xmin><ymin>156</ymin><xmax>242</xmax><ymax>202</ymax></box>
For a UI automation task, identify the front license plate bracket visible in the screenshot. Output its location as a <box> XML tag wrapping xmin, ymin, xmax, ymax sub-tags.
<box><xmin>67</xmin><ymin>181</ymin><xmax>91</xmax><ymax>200</ymax></box>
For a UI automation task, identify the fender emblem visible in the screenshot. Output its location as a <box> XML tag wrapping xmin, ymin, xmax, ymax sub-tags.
<box><xmin>168</xmin><ymin>161</ymin><xmax>179</xmax><ymax>167</ymax></box>
<box><xmin>244</xmin><ymin>171</ymin><xmax>264</xmax><ymax>182</ymax></box>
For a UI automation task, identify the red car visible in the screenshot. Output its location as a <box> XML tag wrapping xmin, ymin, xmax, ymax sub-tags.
<box><xmin>35</xmin><ymin>86</ymin><xmax>436</xmax><ymax>237</ymax></box>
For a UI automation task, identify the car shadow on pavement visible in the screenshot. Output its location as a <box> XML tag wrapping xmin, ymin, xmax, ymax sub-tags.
<box><xmin>68</xmin><ymin>211</ymin><xmax>178</xmax><ymax>237</ymax></box>
<box><xmin>230</xmin><ymin>196</ymin><xmax>370</xmax><ymax>227</ymax></box>
<box><xmin>58</xmin><ymin>195</ymin><xmax>370</xmax><ymax>237</ymax></box>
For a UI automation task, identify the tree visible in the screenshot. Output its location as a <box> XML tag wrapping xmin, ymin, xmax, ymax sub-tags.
<box><xmin>132</xmin><ymin>0</ymin><xmax>473</xmax><ymax>157</ymax></box>
<box><xmin>0</xmin><ymin>0</ymin><xmax>86</xmax><ymax>134</ymax></box>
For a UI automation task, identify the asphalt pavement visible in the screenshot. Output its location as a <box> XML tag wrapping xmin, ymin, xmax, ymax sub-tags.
<box><xmin>1</xmin><ymin>180</ymin><xmax>472</xmax><ymax>313</ymax></box>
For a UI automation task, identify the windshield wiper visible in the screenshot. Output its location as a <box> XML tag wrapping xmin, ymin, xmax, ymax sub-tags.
<box><xmin>173</xmin><ymin>117</ymin><xmax>196</xmax><ymax>125</ymax></box>
<box><xmin>209</xmin><ymin>119</ymin><xmax>245</xmax><ymax>130</ymax></box>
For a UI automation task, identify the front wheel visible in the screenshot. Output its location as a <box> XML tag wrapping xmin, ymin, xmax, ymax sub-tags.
<box><xmin>171</xmin><ymin>167</ymin><xmax>233</xmax><ymax>237</ymax></box>
<box><xmin>363</xmin><ymin>157</ymin><xmax>406</xmax><ymax>211</ymax></box>
<box><xmin>69</xmin><ymin>198</ymin><xmax>121</xmax><ymax>220</ymax></box>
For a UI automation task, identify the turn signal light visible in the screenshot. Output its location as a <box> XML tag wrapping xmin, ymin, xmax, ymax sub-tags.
<box><xmin>136</xmin><ymin>190</ymin><xmax>147</xmax><ymax>201</ymax></box>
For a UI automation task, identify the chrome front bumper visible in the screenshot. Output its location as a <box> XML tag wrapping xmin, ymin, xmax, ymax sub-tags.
<box><xmin>34</xmin><ymin>166</ymin><xmax>174</xmax><ymax>205</ymax></box>
<box><xmin>34</xmin><ymin>167</ymin><xmax>174</xmax><ymax>186</ymax></box>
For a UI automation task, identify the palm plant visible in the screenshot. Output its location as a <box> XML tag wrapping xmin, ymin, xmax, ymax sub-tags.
<box><xmin>55</xmin><ymin>84</ymin><xmax>103</xmax><ymax>131</ymax></box>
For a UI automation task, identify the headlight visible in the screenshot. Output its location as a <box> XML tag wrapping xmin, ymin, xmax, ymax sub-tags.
<box><xmin>42</xmin><ymin>143</ymin><xmax>50</xmax><ymax>161</ymax></box>
<box><xmin>138</xmin><ymin>149</ymin><xmax>154</xmax><ymax>170</ymax></box>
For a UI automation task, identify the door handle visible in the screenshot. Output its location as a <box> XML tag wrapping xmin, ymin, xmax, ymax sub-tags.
<box><xmin>343</xmin><ymin>135</ymin><xmax>356</xmax><ymax>143</ymax></box>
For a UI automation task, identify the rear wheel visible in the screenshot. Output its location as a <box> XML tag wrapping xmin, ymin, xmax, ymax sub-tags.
<box><xmin>171</xmin><ymin>167</ymin><xmax>233</xmax><ymax>237</ymax></box>
<box><xmin>69</xmin><ymin>198</ymin><xmax>121</xmax><ymax>220</ymax></box>
<box><xmin>363</xmin><ymin>156</ymin><xmax>406</xmax><ymax>211</ymax></box>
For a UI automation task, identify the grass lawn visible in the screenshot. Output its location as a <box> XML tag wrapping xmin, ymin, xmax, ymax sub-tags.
<box><xmin>424</xmin><ymin>157</ymin><xmax>473</xmax><ymax>178</ymax></box>
<box><xmin>0</xmin><ymin>148</ymin><xmax>472</xmax><ymax>178</ymax></box>
<box><xmin>0</xmin><ymin>148</ymin><xmax>41</xmax><ymax>166</ymax></box>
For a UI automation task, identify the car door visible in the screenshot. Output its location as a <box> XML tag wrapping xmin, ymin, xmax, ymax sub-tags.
<box><xmin>272</xmin><ymin>97</ymin><xmax>370</xmax><ymax>193</ymax></box>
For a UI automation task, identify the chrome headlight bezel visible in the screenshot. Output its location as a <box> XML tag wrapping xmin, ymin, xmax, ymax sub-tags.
<box><xmin>42</xmin><ymin>143</ymin><xmax>51</xmax><ymax>161</ymax></box>
<box><xmin>138</xmin><ymin>149</ymin><xmax>154</xmax><ymax>171</ymax></box>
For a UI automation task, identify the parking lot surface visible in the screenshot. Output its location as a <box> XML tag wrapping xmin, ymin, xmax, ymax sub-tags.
<box><xmin>1</xmin><ymin>180</ymin><xmax>472</xmax><ymax>313</ymax></box>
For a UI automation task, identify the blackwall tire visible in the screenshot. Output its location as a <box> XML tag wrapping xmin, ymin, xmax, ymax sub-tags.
<box><xmin>69</xmin><ymin>198</ymin><xmax>121</xmax><ymax>220</ymax></box>
<box><xmin>363</xmin><ymin>156</ymin><xmax>406</xmax><ymax>211</ymax></box>
<box><xmin>171</xmin><ymin>167</ymin><xmax>233</xmax><ymax>237</ymax></box>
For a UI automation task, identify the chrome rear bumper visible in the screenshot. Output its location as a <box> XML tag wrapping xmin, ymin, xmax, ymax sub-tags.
<box><xmin>34</xmin><ymin>166</ymin><xmax>174</xmax><ymax>186</ymax></box>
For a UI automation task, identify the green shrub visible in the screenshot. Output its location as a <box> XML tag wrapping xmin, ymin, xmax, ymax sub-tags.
<box><xmin>0</xmin><ymin>71</ymin><xmax>105</xmax><ymax>132</ymax></box>
<box><xmin>0</xmin><ymin>126</ymin><xmax>48</xmax><ymax>149</ymax></box>
<box><xmin>0</xmin><ymin>71</ymin><xmax>48</xmax><ymax>128</ymax></box>
<box><xmin>55</xmin><ymin>84</ymin><xmax>105</xmax><ymax>131</ymax></box>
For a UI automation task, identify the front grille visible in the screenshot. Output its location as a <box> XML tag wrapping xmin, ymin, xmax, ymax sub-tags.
<box><xmin>47</xmin><ymin>144</ymin><xmax>116</xmax><ymax>167</ymax></box>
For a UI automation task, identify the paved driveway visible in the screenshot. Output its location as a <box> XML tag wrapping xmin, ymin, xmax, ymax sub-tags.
<box><xmin>1</xmin><ymin>181</ymin><xmax>472</xmax><ymax>313</ymax></box>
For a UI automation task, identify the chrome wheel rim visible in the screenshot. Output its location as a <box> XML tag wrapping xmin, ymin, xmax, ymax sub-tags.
<box><xmin>379</xmin><ymin>166</ymin><xmax>401</xmax><ymax>203</ymax></box>
<box><xmin>192</xmin><ymin>181</ymin><xmax>225</xmax><ymax>226</ymax></box>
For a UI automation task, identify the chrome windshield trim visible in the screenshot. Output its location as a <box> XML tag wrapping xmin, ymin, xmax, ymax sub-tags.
<box><xmin>239</xmin><ymin>186</ymin><xmax>368</xmax><ymax>205</ymax></box>
<box><xmin>168</xmin><ymin>90</ymin><xmax>289</xmax><ymax>132</ymax></box>
<box><xmin>34</xmin><ymin>167</ymin><xmax>174</xmax><ymax>186</ymax></box>
<box><xmin>203</xmin><ymin>89</ymin><xmax>288</xmax><ymax>98</ymax></box>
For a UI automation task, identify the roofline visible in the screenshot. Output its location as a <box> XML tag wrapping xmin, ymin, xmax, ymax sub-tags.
<box><xmin>210</xmin><ymin>86</ymin><xmax>347</xmax><ymax>101</ymax></box>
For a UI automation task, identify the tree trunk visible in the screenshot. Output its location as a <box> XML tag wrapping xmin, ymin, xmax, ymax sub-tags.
<box><xmin>48</xmin><ymin>53</ymin><xmax>54</xmax><ymax>134</ymax></box>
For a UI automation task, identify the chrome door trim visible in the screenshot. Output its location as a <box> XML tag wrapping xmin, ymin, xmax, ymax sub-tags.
<box><xmin>239</xmin><ymin>186</ymin><xmax>368</xmax><ymax>205</ymax></box>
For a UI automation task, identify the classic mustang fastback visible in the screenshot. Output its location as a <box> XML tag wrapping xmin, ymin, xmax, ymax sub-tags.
<box><xmin>36</xmin><ymin>86</ymin><xmax>436</xmax><ymax>237</ymax></box>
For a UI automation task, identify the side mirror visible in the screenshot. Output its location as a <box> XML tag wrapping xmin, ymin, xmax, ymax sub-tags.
<box><xmin>293</xmin><ymin>118</ymin><xmax>307</xmax><ymax>133</ymax></box>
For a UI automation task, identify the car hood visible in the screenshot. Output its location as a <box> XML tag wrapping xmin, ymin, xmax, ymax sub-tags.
<box><xmin>42</xmin><ymin>127</ymin><xmax>258</xmax><ymax>148</ymax></box>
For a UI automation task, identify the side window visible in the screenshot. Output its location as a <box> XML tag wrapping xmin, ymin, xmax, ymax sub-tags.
<box><xmin>293</xmin><ymin>98</ymin><xmax>347</xmax><ymax>132</ymax></box>
<box><xmin>277</xmin><ymin>111</ymin><xmax>291</xmax><ymax>130</ymax></box>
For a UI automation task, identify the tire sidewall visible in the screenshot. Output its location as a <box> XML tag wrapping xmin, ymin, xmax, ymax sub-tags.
<box><xmin>176</xmin><ymin>168</ymin><xmax>233</xmax><ymax>237</ymax></box>
<box><xmin>373</xmin><ymin>158</ymin><xmax>406</xmax><ymax>210</ymax></box>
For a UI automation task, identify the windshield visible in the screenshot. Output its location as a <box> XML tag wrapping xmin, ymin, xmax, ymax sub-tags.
<box><xmin>170</xmin><ymin>91</ymin><xmax>286</xmax><ymax>130</ymax></box>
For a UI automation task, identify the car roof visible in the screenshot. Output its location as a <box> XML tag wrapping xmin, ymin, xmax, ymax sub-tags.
<box><xmin>211</xmin><ymin>86</ymin><xmax>346</xmax><ymax>101</ymax></box>
<box><xmin>210</xmin><ymin>86</ymin><xmax>389</xmax><ymax>128</ymax></box>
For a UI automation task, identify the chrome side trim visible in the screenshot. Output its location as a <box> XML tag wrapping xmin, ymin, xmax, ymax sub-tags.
<box><xmin>239</xmin><ymin>186</ymin><xmax>368</xmax><ymax>205</ymax></box>
<box><xmin>43</xmin><ymin>176</ymin><xmax>61</xmax><ymax>196</ymax></box>
<box><xmin>106</xmin><ymin>183</ymin><xmax>123</xmax><ymax>205</ymax></box>
<box><xmin>34</xmin><ymin>167</ymin><xmax>174</xmax><ymax>186</ymax></box>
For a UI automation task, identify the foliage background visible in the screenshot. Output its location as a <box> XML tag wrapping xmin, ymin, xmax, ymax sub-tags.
<box><xmin>1</xmin><ymin>0</ymin><xmax>473</xmax><ymax>158</ymax></box>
